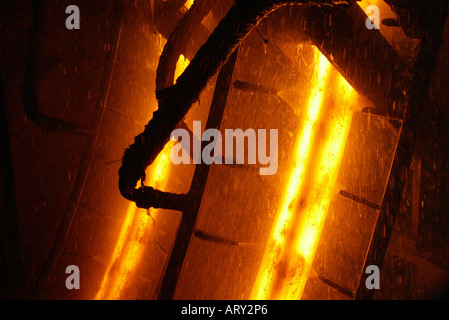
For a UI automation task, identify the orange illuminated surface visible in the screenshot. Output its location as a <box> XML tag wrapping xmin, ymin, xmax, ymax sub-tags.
<box><xmin>95</xmin><ymin>55</ymin><xmax>189</xmax><ymax>300</ymax></box>
<box><xmin>175</xmin><ymin>55</ymin><xmax>190</xmax><ymax>81</ymax></box>
<box><xmin>357</xmin><ymin>0</ymin><xmax>381</xmax><ymax>12</ymax></box>
<box><xmin>251</xmin><ymin>46</ymin><xmax>358</xmax><ymax>299</ymax></box>
<box><xmin>185</xmin><ymin>0</ymin><xmax>194</xmax><ymax>10</ymax></box>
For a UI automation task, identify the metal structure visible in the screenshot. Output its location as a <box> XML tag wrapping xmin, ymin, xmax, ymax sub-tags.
<box><xmin>4</xmin><ymin>0</ymin><xmax>447</xmax><ymax>301</ymax></box>
<box><xmin>150</xmin><ymin>1</ymin><xmax>445</xmax><ymax>299</ymax></box>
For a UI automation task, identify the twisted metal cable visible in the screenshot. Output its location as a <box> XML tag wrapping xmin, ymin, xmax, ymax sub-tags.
<box><xmin>119</xmin><ymin>0</ymin><xmax>355</xmax><ymax>205</ymax></box>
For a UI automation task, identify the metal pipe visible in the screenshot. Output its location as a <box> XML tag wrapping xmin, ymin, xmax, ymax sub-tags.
<box><xmin>22</xmin><ymin>0</ymin><xmax>89</xmax><ymax>135</ymax></box>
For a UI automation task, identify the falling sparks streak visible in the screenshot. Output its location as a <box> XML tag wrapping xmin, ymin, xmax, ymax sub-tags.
<box><xmin>252</xmin><ymin>48</ymin><xmax>330</xmax><ymax>300</ymax></box>
<box><xmin>95</xmin><ymin>55</ymin><xmax>189</xmax><ymax>300</ymax></box>
<box><xmin>251</xmin><ymin>47</ymin><xmax>357</xmax><ymax>300</ymax></box>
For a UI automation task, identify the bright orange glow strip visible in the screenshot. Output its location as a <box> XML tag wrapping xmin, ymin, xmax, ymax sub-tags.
<box><xmin>251</xmin><ymin>47</ymin><xmax>357</xmax><ymax>300</ymax></box>
<box><xmin>175</xmin><ymin>55</ymin><xmax>190</xmax><ymax>82</ymax></box>
<box><xmin>289</xmin><ymin>73</ymin><xmax>355</xmax><ymax>299</ymax></box>
<box><xmin>95</xmin><ymin>142</ymin><xmax>174</xmax><ymax>300</ymax></box>
<box><xmin>95</xmin><ymin>54</ymin><xmax>190</xmax><ymax>300</ymax></box>
<box><xmin>185</xmin><ymin>0</ymin><xmax>194</xmax><ymax>10</ymax></box>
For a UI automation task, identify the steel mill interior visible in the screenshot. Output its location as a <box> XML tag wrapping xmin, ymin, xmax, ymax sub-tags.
<box><xmin>1</xmin><ymin>0</ymin><xmax>449</xmax><ymax>300</ymax></box>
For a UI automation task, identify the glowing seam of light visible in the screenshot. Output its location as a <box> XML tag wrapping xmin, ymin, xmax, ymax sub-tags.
<box><xmin>95</xmin><ymin>141</ymin><xmax>174</xmax><ymax>300</ymax></box>
<box><xmin>252</xmin><ymin>48</ymin><xmax>356</xmax><ymax>300</ymax></box>
<box><xmin>95</xmin><ymin>142</ymin><xmax>173</xmax><ymax>300</ymax></box>
<box><xmin>175</xmin><ymin>55</ymin><xmax>190</xmax><ymax>82</ymax></box>
<box><xmin>185</xmin><ymin>0</ymin><xmax>194</xmax><ymax>10</ymax></box>
<box><xmin>95</xmin><ymin>54</ymin><xmax>190</xmax><ymax>300</ymax></box>
<box><xmin>111</xmin><ymin>144</ymin><xmax>173</xmax><ymax>299</ymax></box>
<box><xmin>95</xmin><ymin>202</ymin><xmax>136</xmax><ymax>300</ymax></box>
<box><xmin>252</xmin><ymin>49</ymin><xmax>331</xmax><ymax>300</ymax></box>
<box><xmin>273</xmin><ymin>52</ymin><xmax>331</xmax><ymax>243</ymax></box>
<box><xmin>291</xmin><ymin>74</ymin><xmax>355</xmax><ymax>298</ymax></box>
